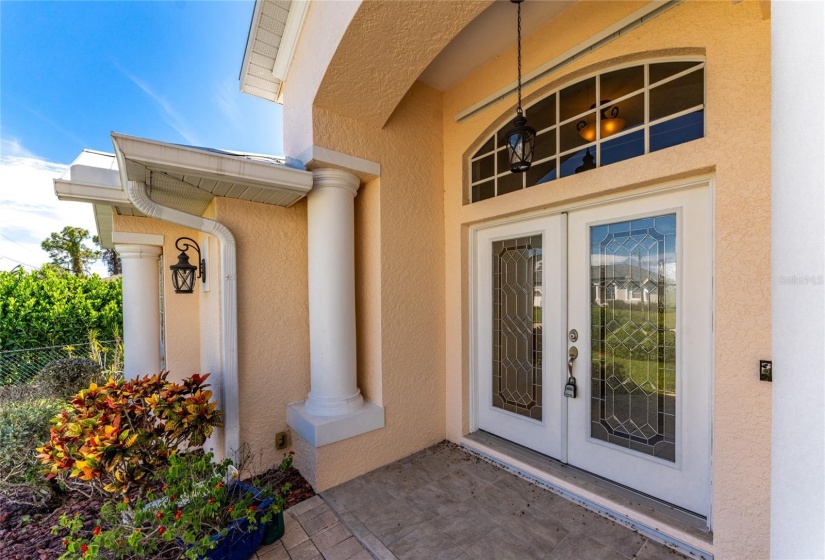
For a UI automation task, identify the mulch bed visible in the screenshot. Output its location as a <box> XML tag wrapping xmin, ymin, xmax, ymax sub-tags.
<box><xmin>246</xmin><ymin>464</ymin><xmax>316</xmax><ymax>510</ymax></box>
<box><xmin>0</xmin><ymin>466</ymin><xmax>315</xmax><ymax>560</ymax></box>
<box><xmin>0</xmin><ymin>491</ymin><xmax>105</xmax><ymax>560</ymax></box>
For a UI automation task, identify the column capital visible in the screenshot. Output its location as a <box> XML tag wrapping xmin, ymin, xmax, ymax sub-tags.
<box><xmin>115</xmin><ymin>244</ymin><xmax>162</xmax><ymax>260</ymax></box>
<box><xmin>311</xmin><ymin>168</ymin><xmax>360</xmax><ymax>197</ymax></box>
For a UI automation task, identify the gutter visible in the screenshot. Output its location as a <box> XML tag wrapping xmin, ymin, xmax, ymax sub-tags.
<box><xmin>112</xmin><ymin>136</ymin><xmax>241</xmax><ymax>461</ymax></box>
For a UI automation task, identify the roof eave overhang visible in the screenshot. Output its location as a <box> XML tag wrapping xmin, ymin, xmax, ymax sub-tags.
<box><xmin>53</xmin><ymin>161</ymin><xmax>129</xmax><ymax>250</ymax></box>
<box><xmin>239</xmin><ymin>0</ymin><xmax>310</xmax><ymax>104</ymax></box>
<box><xmin>111</xmin><ymin>132</ymin><xmax>313</xmax><ymax>196</ymax></box>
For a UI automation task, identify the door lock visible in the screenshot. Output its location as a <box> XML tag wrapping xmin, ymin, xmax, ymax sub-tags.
<box><xmin>568</xmin><ymin>329</ymin><xmax>578</xmax><ymax>342</ymax></box>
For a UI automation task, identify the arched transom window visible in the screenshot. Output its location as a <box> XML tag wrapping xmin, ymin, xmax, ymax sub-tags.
<box><xmin>470</xmin><ymin>60</ymin><xmax>705</xmax><ymax>203</ymax></box>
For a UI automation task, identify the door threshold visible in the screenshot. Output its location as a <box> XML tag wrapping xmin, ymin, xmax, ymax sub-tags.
<box><xmin>462</xmin><ymin>431</ymin><xmax>714</xmax><ymax>560</ymax></box>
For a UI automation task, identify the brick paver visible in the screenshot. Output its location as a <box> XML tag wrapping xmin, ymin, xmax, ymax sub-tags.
<box><xmin>256</xmin><ymin>495</ymin><xmax>372</xmax><ymax>560</ymax></box>
<box><xmin>321</xmin><ymin>443</ymin><xmax>693</xmax><ymax>560</ymax></box>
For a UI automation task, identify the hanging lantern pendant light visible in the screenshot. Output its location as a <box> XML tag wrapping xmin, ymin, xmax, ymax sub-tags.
<box><xmin>504</xmin><ymin>0</ymin><xmax>536</xmax><ymax>173</ymax></box>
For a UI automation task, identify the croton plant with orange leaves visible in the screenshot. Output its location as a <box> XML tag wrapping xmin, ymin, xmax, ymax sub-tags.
<box><xmin>37</xmin><ymin>372</ymin><xmax>222</xmax><ymax>495</ymax></box>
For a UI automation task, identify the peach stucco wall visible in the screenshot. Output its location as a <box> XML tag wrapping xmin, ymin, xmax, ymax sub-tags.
<box><xmin>440</xmin><ymin>1</ymin><xmax>771</xmax><ymax>558</ymax></box>
<box><xmin>212</xmin><ymin>197</ymin><xmax>310</xmax><ymax>473</ymax></box>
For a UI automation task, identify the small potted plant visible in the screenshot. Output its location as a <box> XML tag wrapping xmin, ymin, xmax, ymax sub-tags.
<box><xmin>260</xmin><ymin>452</ymin><xmax>295</xmax><ymax>546</ymax></box>
<box><xmin>56</xmin><ymin>451</ymin><xmax>280</xmax><ymax>559</ymax></box>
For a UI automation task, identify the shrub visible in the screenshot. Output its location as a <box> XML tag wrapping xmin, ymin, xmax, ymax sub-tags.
<box><xmin>56</xmin><ymin>452</ymin><xmax>282</xmax><ymax>560</ymax></box>
<box><xmin>34</xmin><ymin>358</ymin><xmax>105</xmax><ymax>400</ymax></box>
<box><xmin>0</xmin><ymin>398</ymin><xmax>66</xmax><ymax>504</ymax></box>
<box><xmin>0</xmin><ymin>381</ymin><xmax>42</xmax><ymax>407</ymax></box>
<box><xmin>37</xmin><ymin>372</ymin><xmax>222</xmax><ymax>495</ymax></box>
<box><xmin>0</xmin><ymin>266</ymin><xmax>122</xmax><ymax>352</ymax></box>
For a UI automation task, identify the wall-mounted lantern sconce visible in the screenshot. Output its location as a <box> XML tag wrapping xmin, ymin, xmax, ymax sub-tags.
<box><xmin>169</xmin><ymin>237</ymin><xmax>205</xmax><ymax>294</ymax></box>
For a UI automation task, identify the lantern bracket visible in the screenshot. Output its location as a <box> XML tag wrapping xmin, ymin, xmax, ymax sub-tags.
<box><xmin>175</xmin><ymin>237</ymin><xmax>205</xmax><ymax>283</ymax></box>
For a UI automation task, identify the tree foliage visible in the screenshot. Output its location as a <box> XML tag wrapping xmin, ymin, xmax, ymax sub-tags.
<box><xmin>0</xmin><ymin>267</ymin><xmax>122</xmax><ymax>351</ymax></box>
<box><xmin>41</xmin><ymin>226</ymin><xmax>100</xmax><ymax>276</ymax></box>
<box><xmin>93</xmin><ymin>235</ymin><xmax>122</xmax><ymax>277</ymax></box>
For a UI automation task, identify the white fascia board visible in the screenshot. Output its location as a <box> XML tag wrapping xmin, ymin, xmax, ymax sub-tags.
<box><xmin>54</xmin><ymin>179</ymin><xmax>132</xmax><ymax>206</ymax></box>
<box><xmin>111</xmin><ymin>132</ymin><xmax>313</xmax><ymax>195</ymax></box>
<box><xmin>69</xmin><ymin>162</ymin><xmax>121</xmax><ymax>188</ymax></box>
<box><xmin>272</xmin><ymin>0</ymin><xmax>310</xmax><ymax>103</ymax></box>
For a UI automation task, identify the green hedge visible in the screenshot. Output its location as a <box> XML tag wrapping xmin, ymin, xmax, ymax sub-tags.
<box><xmin>0</xmin><ymin>267</ymin><xmax>122</xmax><ymax>351</ymax></box>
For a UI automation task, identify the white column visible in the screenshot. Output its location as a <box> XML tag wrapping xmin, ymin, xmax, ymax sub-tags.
<box><xmin>287</xmin><ymin>168</ymin><xmax>384</xmax><ymax>446</ymax></box>
<box><xmin>305</xmin><ymin>168</ymin><xmax>364</xmax><ymax>415</ymax></box>
<box><xmin>771</xmin><ymin>2</ymin><xmax>825</xmax><ymax>559</ymax></box>
<box><xmin>116</xmin><ymin>244</ymin><xmax>162</xmax><ymax>379</ymax></box>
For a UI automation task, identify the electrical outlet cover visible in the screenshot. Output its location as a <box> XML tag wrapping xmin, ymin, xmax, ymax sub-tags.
<box><xmin>759</xmin><ymin>360</ymin><xmax>772</xmax><ymax>382</ymax></box>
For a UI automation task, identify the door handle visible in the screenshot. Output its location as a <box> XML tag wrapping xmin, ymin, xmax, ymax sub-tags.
<box><xmin>565</xmin><ymin>346</ymin><xmax>579</xmax><ymax>398</ymax></box>
<box><xmin>568</xmin><ymin>346</ymin><xmax>578</xmax><ymax>377</ymax></box>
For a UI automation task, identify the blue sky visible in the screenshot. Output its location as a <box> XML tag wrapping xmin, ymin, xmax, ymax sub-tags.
<box><xmin>1</xmin><ymin>1</ymin><xmax>283</xmax><ymax>273</ymax></box>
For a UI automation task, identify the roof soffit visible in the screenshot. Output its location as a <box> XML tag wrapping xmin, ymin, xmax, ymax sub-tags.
<box><xmin>112</xmin><ymin>133</ymin><xmax>313</xmax><ymax>209</ymax></box>
<box><xmin>240</xmin><ymin>0</ymin><xmax>290</xmax><ymax>102</ymax></box>
<box><xmin>313</xmin><ymin>0</ymin><xmax>492</xmax><ymax>129</ymax></box>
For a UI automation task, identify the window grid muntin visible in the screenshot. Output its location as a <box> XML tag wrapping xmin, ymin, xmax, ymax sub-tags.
<box><xmin>469</xmin><ymin>60</ymin><xmax>705</xmax><ymax>202</ymax></box>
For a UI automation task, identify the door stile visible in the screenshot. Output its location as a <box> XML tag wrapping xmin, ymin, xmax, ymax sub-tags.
<box><xmin>559</xmin><ymin>212</ymin><xmax>569</xmax><ymax>464</ymax></box>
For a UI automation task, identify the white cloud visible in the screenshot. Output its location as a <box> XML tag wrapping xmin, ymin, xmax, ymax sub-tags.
<box><xmin>0</xmin><ymin>140</ymin><xmax>108</xmax><ymax>276</ymax></box>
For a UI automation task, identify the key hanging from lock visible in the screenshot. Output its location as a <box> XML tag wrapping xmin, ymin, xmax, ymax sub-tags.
<box><xmin>565</xmin><ymin>345</ymin><xmax>578</xmax><ymax>398</ymax></box>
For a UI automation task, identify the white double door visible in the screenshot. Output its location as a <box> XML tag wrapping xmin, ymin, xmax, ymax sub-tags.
<box><xmin>474</xmin><ymin>186</ymin><xmax>712</xmax><ymax>517</ymax></box>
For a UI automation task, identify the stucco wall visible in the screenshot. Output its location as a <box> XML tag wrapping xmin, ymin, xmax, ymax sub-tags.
<box><xmin>212</xmin><ymin>197</ymin><xmax>310</xmax><ymax>473</ymax></box>
<box><xmin>441</xmin><ymin>1</ymin><xmax>771</xmax><ymax>559</ymax></box>
<box><xmin>112</xmin><ymin>215</ymin><xmax>202</xmax><ymax>384</ymax></box>
<box><xmin>286</xmin><ymin>80</ymin><xmax>448</xmax><ymax>491</ymax></box>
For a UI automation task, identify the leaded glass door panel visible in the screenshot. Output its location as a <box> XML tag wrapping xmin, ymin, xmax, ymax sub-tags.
<box><xmin>566</xmin><ymin>186</ymin><xmax>712</xmax><ymax>517</ymax></box>
<box><xmin>475</xmin><ymin>216</ymin><xmax>565</xmax><ymax>458</ymax></box>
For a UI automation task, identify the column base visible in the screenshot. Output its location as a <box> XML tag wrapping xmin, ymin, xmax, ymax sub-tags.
<box><xmin>304</xmin><ymin>389</ymin><xmax>364</xmax><ymax>416</ymax></box>
<box><xmin>287</xmin><ymin>400</ymin><xmax>384</xmax><ymax>447</ymax></box>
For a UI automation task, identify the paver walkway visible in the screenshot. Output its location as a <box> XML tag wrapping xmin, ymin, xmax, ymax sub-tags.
<box><xmin>256</xmin><ymin>495</ymin><xmax>372</xmax><ymax>560</ymax></box>
<box><xmin>321</xmin><ymin>442</ymin><xmax>691</xmax><ymax>560</ymax></box>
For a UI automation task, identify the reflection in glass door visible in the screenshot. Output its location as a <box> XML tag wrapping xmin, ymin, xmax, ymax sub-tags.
<box><xmin>566</xmin><ymin>185</ymin><xmax>712</xmax><ymax>517</ymax></box>
<box><xmin>590</xmin><ymin>215</ymin><xmax>677</xmax><ymax>462</ymax></box>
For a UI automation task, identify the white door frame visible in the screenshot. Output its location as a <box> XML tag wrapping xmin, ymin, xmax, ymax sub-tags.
<box><xmin>469</xmin><ymin>176</ymin><xmax>715</xmax><ymax>521</ymax></box>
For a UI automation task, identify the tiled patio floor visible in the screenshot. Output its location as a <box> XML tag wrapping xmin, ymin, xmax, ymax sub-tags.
<box><xmin>321</xmin><ymin>442</ymin><xmax>691</xmax><ymax>560</ymax></box>
<box><xmin>256</xmin><ymin>495</ymin><xmax>372</xmax><ymax>560</ymax></box>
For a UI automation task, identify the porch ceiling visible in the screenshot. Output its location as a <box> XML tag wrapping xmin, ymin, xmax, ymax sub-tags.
<box><xmin>419</xmin><ymin>0</ymin><xmax>576</xmax><ymax>92</ymax></box>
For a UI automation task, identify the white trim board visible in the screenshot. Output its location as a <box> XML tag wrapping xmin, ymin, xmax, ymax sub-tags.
<box><xmin>111</xmin><ymin>232</ymin><xmax>164</xmax><ymax>247</ymax></box>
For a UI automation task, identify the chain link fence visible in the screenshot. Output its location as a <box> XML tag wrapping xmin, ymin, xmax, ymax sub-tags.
<box><xmin>0</xmin><ymin>341</ymin><xmax>123</xmax><ymax>385</ymax></box>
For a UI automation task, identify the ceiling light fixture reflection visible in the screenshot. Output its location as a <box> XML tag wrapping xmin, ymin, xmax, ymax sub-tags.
<box><xmin>577</xmin><ymin>101</ymin><xmax>626</xmax><ymax>142</ymax></box>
